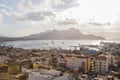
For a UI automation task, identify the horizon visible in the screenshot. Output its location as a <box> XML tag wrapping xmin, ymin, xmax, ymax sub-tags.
<box><xmin>0</xmin><ymin>0</ymin><xmax>120</xmax><ymax>40</ymax></box>
<box><xmin>0</xmin><ymin>28</ymin><xmax>118</xmax><ymax>40</ymax></box>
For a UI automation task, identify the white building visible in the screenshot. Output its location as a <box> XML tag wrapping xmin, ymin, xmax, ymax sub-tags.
<box><xmin>65</xmin><ymin>54</ymin><xmax>90</xmax><ymax>73</ymax></box>
<box><xmin>28</xmin><ymin>69</ymin><xmax>73</xmax><ymax>80</ymax></box>
<box><xmin>94</xmin><ymin>53</ymin><xmax>115</xmax><ymax>74</ymax></box>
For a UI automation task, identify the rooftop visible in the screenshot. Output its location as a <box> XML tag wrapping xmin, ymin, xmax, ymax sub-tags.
<box><xmin>65</xmin><ymin>54</ymin><xmax>89</xmax><ymax>59</ymax></box>
<box><xmin>28</xmin><ymin>69</ymin><xmax>62</xmax><ymax>79</ymax></box>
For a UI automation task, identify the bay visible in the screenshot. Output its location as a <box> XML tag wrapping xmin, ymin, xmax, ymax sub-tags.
<box><xmin>0</xmin><ymin>40</ymin><xmax>120</xmax><ymax>50</ymax></box>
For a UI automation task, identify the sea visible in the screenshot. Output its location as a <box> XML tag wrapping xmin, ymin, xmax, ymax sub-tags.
<box><xmin>0</xmin><ymin>40</ymin><xmax>120</xmax><ymax>50</ymax></box>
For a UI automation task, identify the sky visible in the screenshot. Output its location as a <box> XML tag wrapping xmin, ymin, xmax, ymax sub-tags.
<box><xmin>0</xmin><ymin>0</ymin><xmax>120</xmax><ymax>40</ymax></box>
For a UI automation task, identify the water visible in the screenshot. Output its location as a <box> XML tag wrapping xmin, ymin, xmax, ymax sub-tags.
<box><xmin>0</xmin><ymin>40</ymin><xmax>120</xmax><ymax>50</ymax></box>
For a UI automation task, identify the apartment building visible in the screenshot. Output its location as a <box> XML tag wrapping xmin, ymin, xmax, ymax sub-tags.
<box><xmin>94</xmin><ymin>53</ymin><xmax>115</xmax><ymax>74</ymax></box>
<box><xmin>65</xmin><ymin>54</ymin><xmax>90</xmax><ymax>73</ymax></box>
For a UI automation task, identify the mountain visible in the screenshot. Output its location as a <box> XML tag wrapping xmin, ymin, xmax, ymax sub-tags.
<box><xmin>0</xmin><ymin>36</ymin><xmax>20</xmax><ymax>42</ymax></box>
<box><xmin>0</xmin><ymin>28</ymin><xmax>105</xmax><ymax>42</ymax></box>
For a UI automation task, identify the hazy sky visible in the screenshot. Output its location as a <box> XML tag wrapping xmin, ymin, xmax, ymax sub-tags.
<box><xmin>0</xmin><ymin>0</ymin><xmax>120</xmax><ymax>39</ymax></box>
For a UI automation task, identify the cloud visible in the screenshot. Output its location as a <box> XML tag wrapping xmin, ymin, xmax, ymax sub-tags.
<box><xmin>0</xmin><ymin>13</ymin><xmax>3</xmax><ymax>23</ymax></box>
<box><xmin>57</xmin><ymin>19</ymin><xmax>78</xmax><ymax>25</ymax></box>
<box><xmin>0</xmin><ymin>3</ymin><xmax>12</xmax><ymax>10</ymax></box>
<box><xmin>18</xmin><ymin>0</ymin><xmax>34</xmax><ymax>11</ymax></box>
<box><xmin>52</xmin><ymin>0</ymin><xmax>81</xmax><ymax>11</ymax></box>
<box><xmin>0</xmin><ymin>9</ymin><xmax>10</xmax><ymax>16</ymax></box>
<box><xmin>10</xmin><ymin>0</ymin><xmax>81</xmax><ymax>23</ymax></box>
<box><xmin>12</xmin><ymin>11</ymin><xmax>56</xmax><ymax>22</ymax></box>
<box><xmin>87</xmin><ymin>22</ymin><xmax>111</xmax><ymax>26</ymax></box>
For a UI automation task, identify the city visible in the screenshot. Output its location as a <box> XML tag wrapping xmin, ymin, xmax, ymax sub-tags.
<box><xmin>0</xmin><ymin>41</ymin><xmax>120</xmax><ymax>80</ymax></box>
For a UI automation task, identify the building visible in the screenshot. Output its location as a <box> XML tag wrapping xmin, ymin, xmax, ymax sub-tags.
<box><xmin>94</xmin><ymin>53</ymin><xmax>115</xmax><ymax>74</ymax></box>
<box><xmin>65</xmin><ymin>54</ymin><xmax>90</xmax><ymax>73</ymax></box>
<box><xmin>0</xmin><ymin>55</ymin><xmax>10</xmax><ymax>65</ymax></box>
<box><xmin>93</xmin><ymin>75</ymin><xmax>114</xmax><ymax>80</ymax></box>
<box><xmin>0</xmin><ymin>56</ymin><xmax>10</xmax><ymax>73</ymax></box>
<box><xmin>15</xmin><ymin>74</ymin><xmax>27</xmax><ymax>80</ymax></box>
<box><xmin>90</xmin><ymin>57</ymin><xmax>95</xmax><ymax>72</ymax></box>
<box><xmin>28</xmin><ymin>69</ymin><xmax>73</xmax><ymax>80</ymax></box>
<box><xmin>78</xmin><ymin>74</ymin><xmax>88</xmax><ymax>80</ymax></box>
<box><xmin>33</xmin><ymin>61</ymin><xmax>52</xmax><ymax>70</ymax></box>
<box><xmin>33</xmin><ymin>61</ymin><xmax>41</xmax><ymax>69</ymax></box>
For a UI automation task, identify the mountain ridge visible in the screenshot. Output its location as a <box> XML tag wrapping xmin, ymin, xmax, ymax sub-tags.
<box><xmin>0</xmin><ymin>28</ymin><xmax>105</xmax><ymax>42</ymax></box>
